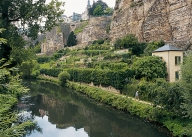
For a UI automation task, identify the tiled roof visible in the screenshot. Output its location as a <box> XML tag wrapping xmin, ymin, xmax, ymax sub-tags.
<box><xmin>153</xmin><ymin>44</ymin><xmax>183</xmax><ymax>52</ymax></box>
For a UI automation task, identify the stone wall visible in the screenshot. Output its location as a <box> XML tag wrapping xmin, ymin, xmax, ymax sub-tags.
<box><xmin>41</xmin><ymin>23</ymin><xmax>71</xmax><ymax>54</ymax></box>
<box><xmin>76</xmin><ymin>16</ymin><xmax>112</xmax><ymax>44</ymax></box>
<box><xmin>110</xmin><ymin>0</ymin><xmax>192</xmax><ymax>49</ymax></box>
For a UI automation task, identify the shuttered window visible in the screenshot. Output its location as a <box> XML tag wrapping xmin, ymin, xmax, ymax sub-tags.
<box><xmin>175</xmin><ymin>56</ymin><xmax>181</xmax><ymax>65</ymax></box>
<box><xmin>175</xmin><ymin>71</ymin><xmax>179</xmax><ymax>80</ymax></box>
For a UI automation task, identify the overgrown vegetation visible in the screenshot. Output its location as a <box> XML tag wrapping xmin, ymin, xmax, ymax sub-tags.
<box><xmin>0</xmin><ymin>60</ymin><xmax>34</xmax><ymax>136</ymax></box>
<box><xmin>88</xmin><ymin>0</ymin><xmax>113</xmax><ymax>16</ymax></box>
<box><xmin>74</xmin><ymin>21</ymin><xmax>89</xmax><ymax>34</ymax></box>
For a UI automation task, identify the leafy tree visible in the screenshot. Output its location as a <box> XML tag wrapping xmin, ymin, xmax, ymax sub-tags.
<box><xmin>153</xmin><ymin>82</ymin><xmax>185</xmax><ymax>116</ymax></box>
<box><xmin>132</xmin><ymin>56</ymin><xmax>167</xmax><ymax>80</ymax></box>
<box><xmin>114</xmin><ymin>34</ymin><xmax>146</xmax><ymax>56</ymax></box>
<box><xmin>33</xmin><ymin>44</ymin><xmax>41</xmax><ymax>53</ymax></box>
<box><xmin>67</xmin><ymin>31</ymin><xmax>77</xmax><ymax>47</ymax></box>
<box><xmin>104</xmin><ymin>7</ymin><xmax>113</xmax><ymax>14</ymax></box>
<box><xmin>93</xmin><ymin>5</ymin><xmax>103</xmax><ymax>16</ymax></box>
<box><xmin>114</xmin><ymin>34</ymin><xmax>139</xmax><ymax>49</ymax></box>
<box><xmin>180</xmin><ymin>52</ymin><xmax>192</xmax><ymax>118</ymax></box>
<box><xmin>121</xmin><ymin>34</ymin><xmax>139</xmax><ymax>49</ymax></box>
<box><xmin>88</xmin><ymin>0</ymin><xmax>108</xmax><ymax>16</ymax></box>
<box><xmin>19</xmin><ymin>60</ymin><xmax>38</xmax><ymax>78</ymax></box>
<box><xmin>144</xmin><ymin>40</ymin><xmax>165</xmax><ymax>56</ymax></box>
<box><xmin>0</xmin><ymin>29</ymin><xmax>7</xmax><ymax>60</ymax></box>
<box><xmin>58</xmin><ymin>71</ymin><xmax>70</xmax><ymax>86</ymax></box>
<box><xmin>0</xmin><ymin>0</ymin><xmax>64</xmax><ymax>61</ymax></box>
<box><xmin>114</xmin><ymin>38</ymin><xmax>122</xmax><ymax>49</ymax></box>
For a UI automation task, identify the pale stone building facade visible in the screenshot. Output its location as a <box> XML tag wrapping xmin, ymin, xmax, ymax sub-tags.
<box><xmin>152</xmin><ymin>44</ymin><xmax>183</xmax><ymax>82</ymax></box>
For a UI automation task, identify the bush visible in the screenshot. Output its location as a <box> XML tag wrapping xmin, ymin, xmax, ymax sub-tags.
<box><xmin>67</xmin><ymin>68</ymin><xmax>134</xmax><ymax>89</ymax></box>
<box><xmin>40</xmin><ymin>68</ymin><xmax>62</xmax><ymax>77</ymax></box>
<box><xmin>92</xmin><ymin>39</ymin><xmax>105</xmax><ymax>45</ymax></box>
<box><xmin>37</xmin><ymin>56</ymin><xmax>52</xmax><ymax>63</ymax></box>
<box><xmin>58</xmin><ymin>71</ymin><xmax>70</xmax><ymax>86</ymax></box>
<box><xmin>132</xmin><ymin>56</ymin><xmax>167</xmax><ymax>80</ymax></box>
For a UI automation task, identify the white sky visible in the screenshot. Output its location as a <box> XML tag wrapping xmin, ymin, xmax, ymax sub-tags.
<box><xmin>46</xmin><ymin>0</ymin><xmax>116</xmax><ymax>17</ymax></box>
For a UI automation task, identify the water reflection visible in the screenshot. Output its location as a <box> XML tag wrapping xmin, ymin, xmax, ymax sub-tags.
<box><xmin>18</xmin><ymin>80</ymin><xmax>169</xmax><ymax>137</ymax></box>
<box><xmin>29</xmin><ymin>116</ymin><xmax>88</xmax><ymax>137</ymax></box>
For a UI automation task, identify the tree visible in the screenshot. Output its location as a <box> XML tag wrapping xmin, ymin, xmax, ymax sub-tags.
<box><xmin>58</xmin><ymin>71</ymin><xmax>70</xmax><ymax>86</ymax></box>
<box><xmin>180</xmin><ymin>52</ymin><xmax>192</xmax><ymax>118</ymax></box>
<box><xmin>93</xmin><ymin>5</ymin><xmax>103</xmax><ymax>16</ymax></box>
<box><xmin>0</xmin><ymin>0</ymin><xmax>64</xmax><ymax>61</ymax></box>
<box><xmin>104</xmin><ymin>7</ymin><xmax>113</xmax><ymax>15</ymax></box>
<box><xmin>132</xmin><ymin>56</ymin><xmax>167</xmax><ymax>80</ymax></box>
<box><xmin>144</xmin><ymin>40</ymin><xmax>165</xmax><ymax>56</ymax></box>
<box><xmin>114</xmin><ymin>34</ymin><xmax>139</xmax><ymax>49</ymax></box>
<box><xmin>88</xmin><ymin>0</ymin><xmax>108</xmax><ymax>16</ymax></box>
<box><xmin>67</xmin><ymin>31</ymin><xmax>77</xmax><ymax>47</ymax></box>
<box><xmin>0</xmin><ymin>51</ymin><xmax>34</xmax><ymax>136</ymax></box>
<box><xmin>113</xmin><ymin>34</ymin><xmax>146</xmax><ymax>56</ymax></box>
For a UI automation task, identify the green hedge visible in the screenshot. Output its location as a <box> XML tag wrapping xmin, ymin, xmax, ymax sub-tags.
<box><xmin>40</xmin><ymin>68</ymin><xmax>63</xmax><ymax>77</ymax></box>
<box><xmin>67</xmin><ymin>68</ymin><xmax>135</xmax><ymax>89</ymax></box>
<box><xmin>83</xmin><ymin>50</ymin><xmax>108</xmax><ymax>56</ymax></box>
<box><xmin>103</xmin><ymin>53</ymin><xmax>132</xmax><ymax>60</ymax></box>
<box><xmin>37</xmin><ymin>56</ymin><xmax>52</xmax><ymax>63</ymax></box>
<box><xmin>88</xmin><ymin>62</ymin><xmax>128</xmax><ymax>70</ymax></box>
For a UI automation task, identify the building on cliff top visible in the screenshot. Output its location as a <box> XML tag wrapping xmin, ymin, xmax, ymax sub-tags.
<box><xmin>152</xmin><ymin>44</ymin><xmax>183</xmax><ymax>82</ymax></box>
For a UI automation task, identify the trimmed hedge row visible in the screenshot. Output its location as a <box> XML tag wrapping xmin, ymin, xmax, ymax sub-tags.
<box><xmin>103</xmin><ymin>53</ymin><xmax>132</xmax><ymax>60</ymax></box>
<box><xmin>37</xmin><ymin>56</ymin><xmax>52</xmax><ymax>63</ymax></box>
<box><xmin>40</xmin><ymin>68</ymin><xmax>63</xmax><ymax>77</ymax></box>
<box><xmin>67</xmin><ymin>68</ymin><xmax>135</xmax><ymax>89</ymax></box>
<box><xmin>88</xmin><ymin>62</ymin><xmax>128</xmax><ymax>70</ymax></box>
<box><xmin>66</xmin><ymin>82</ymin><xmax>165</xmax><ymax>120</ymax></box>
<box><xmin>83</xmin><ymin>50</ymin><xmax>108</xmax><ymax>56</ymax></box>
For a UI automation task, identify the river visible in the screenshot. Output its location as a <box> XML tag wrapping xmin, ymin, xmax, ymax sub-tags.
<box><xmin>16</xmin><ymin>80</ymin><xmax>169</xmax><ymax>137</ymax></box>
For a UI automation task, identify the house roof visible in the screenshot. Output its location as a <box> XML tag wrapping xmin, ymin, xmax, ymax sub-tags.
<box><xmin>153</xmin><ymin>44</ymin><xmax>183</xmax><ymax>52</ymax></box>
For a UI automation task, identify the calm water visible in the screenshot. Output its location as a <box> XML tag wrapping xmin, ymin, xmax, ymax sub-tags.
<box><xmin>17</xmin><ymin>80</ymin><xmax>169</xmax><ymax>137</ymax></box>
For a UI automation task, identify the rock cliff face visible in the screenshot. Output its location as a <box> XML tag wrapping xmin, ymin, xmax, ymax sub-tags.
<box><xmin>41</xmin><ymin>23</ymin><xmax>71</xmax><ymax>54</ymax></box>
<box><xmin>109</xmin><ymin>0</ymin><xmax>192</xmax><ymax>48</ymax></box>
<box><xmin>76</xmin><ymin>16</ymin><xmax>111</xmax><ymax>44</ymax></box>
<box><xmin>41</xmin><ymin>0</ymin><xmax>192</xmax><ymax>54</ymax></box>
<box><xmin>40</xmin><ymin>17</ymin><xmax>111</xmax><ymax>54</ymax></box>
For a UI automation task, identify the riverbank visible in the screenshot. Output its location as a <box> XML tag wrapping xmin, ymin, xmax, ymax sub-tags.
<box><xmin>37</xmin><ymin>75</ymin><xmax>192</xmax><ymax>137</ymax></box>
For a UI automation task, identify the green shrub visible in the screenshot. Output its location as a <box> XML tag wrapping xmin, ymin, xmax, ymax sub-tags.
<box><xmin>58</xmin><ymin>71</ymin><xmax>70</xmax><ymax>86</ymax></box>
<box><xmin>132</xmin><ymin>56</ymin><xmax>167</xmax><ymax>80</ymax></box>
<box><xmin>37</xmin><ymin>56</ymin><xmax>52</xmax><ymax>63</ymax></box>
<box><xmin>40</xmin><ymin>68</ymin><xmax>62</xmax><ymax>77</ymax></box>
<box><xmin>67</xmin><ymin>68</ymin><xmax>134</xmax><ymax>89</ymax></box>
<box><xmin>74</xmin><ymin>21</ymin><xmax>88</xmax><ymax>34</ymax></box>
<box><xmin>92</xmin><ymin>39</ymin><xmax>105</xmax><ymax>45</ymax></box>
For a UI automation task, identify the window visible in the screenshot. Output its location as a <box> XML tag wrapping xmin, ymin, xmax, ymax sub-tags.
<box><xmin>175</xmin><ymin>71</ymin><xmax>179</xmax><ymax>80</ymax></box>
<box><xmin>175</xmin><ymin>56</ymin><xmax>181</xmax><ymax>65</ymax></box>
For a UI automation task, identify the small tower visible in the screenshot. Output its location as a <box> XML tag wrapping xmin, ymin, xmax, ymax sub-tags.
<box><xmin>87</xmin><ymin>0</ymin><xmax>91</xmax><ymax>8</ymax></box>
<box><xmin>152</xmin><ymin>44</ymin><xmax>183</xmax><ymax>82</ymax></box>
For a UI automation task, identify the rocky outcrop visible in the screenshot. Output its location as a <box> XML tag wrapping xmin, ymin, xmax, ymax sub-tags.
<box><xmin>110</xmin><ymin>0</ymin><xmax>192</xmax><ymax>48</ymax></box>
<box><xmin>41</xmin><ymin>23</ymin><xmax>71</xmax><ymax>54</ymax></box>
<box><xmin>40</xmin><ymin>16</ymin><xmax>111</xmax><ymax>54</ymax></box>
<box><xmin>76</xmin><ymin>16</ymin><xmax>111</xmax><ymax>44</ymax></box>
